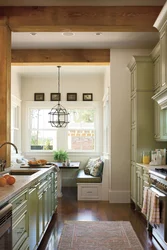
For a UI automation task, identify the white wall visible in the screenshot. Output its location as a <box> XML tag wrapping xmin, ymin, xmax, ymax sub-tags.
<box><xmin>21</xmin><ymin>73</ymin><xmax>104</xmax><ymax>101</ymax></box>
<box><xmin>11</xmin><ymin>70</ymin><xmax>21</xmax><ymax>99</ymax></box>
<box><xmin>109</xmin><ymin>49</ymin><xmax>151</xmax><ymax>203</ymax></box>
<box><xmin>20</xmin><ymin>71</ymin><xmax>105</xmax><ymax>186</ymax></box>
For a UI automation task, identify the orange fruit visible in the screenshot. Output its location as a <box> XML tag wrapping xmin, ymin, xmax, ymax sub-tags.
<box><xmin>3</xmin><ymin>174</ymin><xmax>10</xmax><ymax>180</ymax></box>
<box><xmin>7</xmin><ymin>176</ymin><xmax>16</xmax><ymax>185</ymax></box>
<box><xmin>0</xmin><ymin>177</ymin><xmax>7</xmax><ymax>187</ymax></box>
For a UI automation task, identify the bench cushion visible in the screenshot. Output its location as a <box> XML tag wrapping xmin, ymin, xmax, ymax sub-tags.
<box><xmin>76</xmin><ymin>170</ymin><xmax>102</xmax><ymax>183</ymax></box>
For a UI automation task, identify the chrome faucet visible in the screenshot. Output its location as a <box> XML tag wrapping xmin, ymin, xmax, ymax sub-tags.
<box><xmin>0</xmin><ymin>142</ymin><xmax>18</xmax><ymax>154</ymax></box>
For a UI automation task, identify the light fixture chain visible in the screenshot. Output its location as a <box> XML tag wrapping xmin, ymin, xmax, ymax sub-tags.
<box><xmin>58</xmin><ymin>66</ymin><xmax>61</xmax><ymax>102</ymax></box>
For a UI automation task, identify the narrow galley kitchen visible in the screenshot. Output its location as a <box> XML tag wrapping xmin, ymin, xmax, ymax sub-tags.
<box><xmin>1</xmin><ymin>0</ymin><xmax>167</xmax><ymax>250</ymax></box>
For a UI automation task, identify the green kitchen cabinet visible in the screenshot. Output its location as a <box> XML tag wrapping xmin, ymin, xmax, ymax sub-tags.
<box><xmin>9</xmin><ymin>168</ymin><xmax>56</xmax><ymax>250</ymax></box>
<box><xmin>151</xmin><ymin>42</ymin><xmax>167</xmax><ymax>141</ymax></box>
<box><xmin>127</xmin><ymin>56</ymin><xmax>155</xmax><ymax>203</ymax></box>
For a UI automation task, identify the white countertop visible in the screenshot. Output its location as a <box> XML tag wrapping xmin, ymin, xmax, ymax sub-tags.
<box><xmin>136</xmin><ymin>163</ymin><xmax>167</xmax><ymax>170</ymax></box>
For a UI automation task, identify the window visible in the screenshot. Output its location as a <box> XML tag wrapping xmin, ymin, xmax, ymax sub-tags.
<box><xmin>29</xmin><ymin>109</ymin><xmax>56</xmax><ymax>151</ymax></box>
<box><xmin>68</xmin><ymin>109</ymin><xmax>95</xmax><ymax>151</ymax></box>
<box><xmin>26</xmin><ymin>101</ymin><xmax>102</xmax><ymax>153</ymax></box>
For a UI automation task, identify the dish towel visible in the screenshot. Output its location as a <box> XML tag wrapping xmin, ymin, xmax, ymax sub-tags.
<box><xmin>141</xmin><ymin>187</ymin><xmax>160</xmax><ymax>225</ymax></box>
<box><xmin>149</xmin><ymin>190</ymin><xmax>160</xmax><ymax>224</ymax></box>
<box><xmin>141</xmin><ymin>186</ymin><xmax>149</xmax><ymax>216</ymax></box>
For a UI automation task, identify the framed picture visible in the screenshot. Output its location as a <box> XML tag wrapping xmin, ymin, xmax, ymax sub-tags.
<box><xmin>34</xmin><ymin>93</ymin><xmax>44</xmax><ymax>101</ymax></box>
<box><xmin>50</xmin><ymin>93</ymin><xmax>61</xmax><ymax>101</ymax></box>
<box><xmin>83</xmin><ymin>93</ymin><xmax>93</xmax><ymax>101</ymax></box>
<box><xmin>67</xmin><ymin>93</ymin><xmax>77</xmax><ymax>101</ymax></box>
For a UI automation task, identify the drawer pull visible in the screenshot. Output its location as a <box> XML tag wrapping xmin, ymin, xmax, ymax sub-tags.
<box><xmin>17</xmin><ymin>231</ymin><xmax>23</xmax><ymax>234</ymax></box>
<box><xmin>16</xmin><ymin>200</ymin><xmax>23</xmax><ymax>205</ymax></box>
<box><xmin>87</xmin><ymin>191</ymin><xmax>92</xmax><ymax>194</ymax></box>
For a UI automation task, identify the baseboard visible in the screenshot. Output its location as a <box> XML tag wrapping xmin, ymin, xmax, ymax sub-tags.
<box><xmin>109</xmin><ymin>189</ymin><xmax>130</xmax><ymax>203</ymax></box>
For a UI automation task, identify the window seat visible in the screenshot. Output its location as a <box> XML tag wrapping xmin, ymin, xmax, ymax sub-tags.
<box><xmin>76</xmin><ymin>157</ymin><xmax>107</xmax><ymax>201</ymax></box>
<box><xmin>76</xmin><ymin>169</ymin><xmax>102</xmax><ymax>183</ymax></box>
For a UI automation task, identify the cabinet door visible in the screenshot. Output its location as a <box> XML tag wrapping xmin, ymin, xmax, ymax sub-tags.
<box><xmin>154</xmin><ymin>102</ymin><xmax>161</xmax><ymax>140</ymax></box>
<box><xmin>55</xmin><ymin>173</ymin><xmax>58</xmax><ymax>210</ymax></box>
<box><xmin>12</xmin><ymin>210</ymin><xmax>28</xmax><ymax>250</ymax></box>
<box><xmin>131</xmin><ymin>94</ymin><xmax>137</xmax><ymax>127</ymax></box>
<box><xmin>48</xmin><ymin>180</ymin><xmax>52</xmax><ymax>220</ymax></box>
<box><xmin>153</xmin><ymin>56</ymin><xmax>160</xmax><ymax>92</ymax></box>
<box><xmin>51</xmin><ymin>172</ymin><xmax>56</xmax><ymax>214</ymax></box>
<box><xmin>38</xmin><ymin>192</ymin><xmax>44</xmax><ymax>242</ymax></box>
<box><xmin>44</xmin><ymin>186</ymin><xmax>49</xmax><ymax>230</ymax></box>
<box><xmin>28</xmin><ymin>187</ymin><xmax>38</xmax><ymax>250</ymax></box>
<box><xmin>130</xmin><ymin>162</ymin><xmax>136</xmax><ymax>202</ymax></box>
<box><xmin>131</xmin><ymin>127</ymin><xmax>137</xmax><ymax>162</ymax></box>
<box><xmin>136</xmin><ymin>165</ymin><xmax>143</xmax><ymax>208</ymax></box>
<box><xmin>154</xmin><ymin>94</ymin><xmax>167</xmax><ymax>141</ymax></box>
<box><xmin>160</xmin><ymin>109</ymin><xmax>167</xmax><ymax>140</ymax></box>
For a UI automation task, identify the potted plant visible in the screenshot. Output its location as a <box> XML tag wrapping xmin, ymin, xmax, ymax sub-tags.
<box><xmin>53</xmin><ymin>149</ymin><xmax>68</xmax><ymax>163</ymax></box>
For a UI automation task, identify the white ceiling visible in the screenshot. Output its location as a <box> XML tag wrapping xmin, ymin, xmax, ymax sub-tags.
<box><xmin>9</xmin><ymin>0</ymin><xmax>165</xmax><ymax>74</ymax></box>
<box><xmin>12</xmin><ymin>32</ymin><xmax>160</xmax><ymax>50</ymax></box>
<box><xmin>12</xmin><ymin>65</ymin><xmax>108</xmax><ymax>76</ymax></box>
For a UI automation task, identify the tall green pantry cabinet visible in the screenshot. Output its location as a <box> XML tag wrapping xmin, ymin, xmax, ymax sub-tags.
<box><xmin>127</xmin><ymin>56</ymin><xmax>156</xmax><ymax>204</ymax></box>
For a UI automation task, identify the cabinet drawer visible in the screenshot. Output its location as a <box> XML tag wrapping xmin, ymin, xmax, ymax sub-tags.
<box><xmin>77</xmin><ymin>184</ymin><xmax>102</xmax><ymax>200</ymax></box>
<box><xmin>13</xmin><ymin>210</ymin><xmax>28</xmax><ymax>248</ymax></box>
<box><xmin>10</xmin><ymin>190</ymin><xmax>28</xmax><ymax>213</ymax></box>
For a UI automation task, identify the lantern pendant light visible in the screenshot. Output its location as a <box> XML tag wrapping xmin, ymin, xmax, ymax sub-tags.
<box><xmin>48</xmin><ymin>66</ymin><xmax>69</xmax><ymax>128</ymax></box>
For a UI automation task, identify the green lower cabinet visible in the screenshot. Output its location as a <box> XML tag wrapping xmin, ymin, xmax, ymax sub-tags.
<box><xmin>11</xmin><ymin>170</ymin><xmax>56</xmax><ymax>250</ymax></box>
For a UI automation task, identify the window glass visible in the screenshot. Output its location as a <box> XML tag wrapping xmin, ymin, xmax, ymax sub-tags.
<box><xmin>68</xmin><ymin>109</ymin><xmax>95</xmax><ymax>151</ymax></box>
<box><xmin>29</xmin><ymin>108</ymin><xmax>56</xmax><ymax>151</ymax></box>
<box><xmin>28</xmin><ymin>107</ymin><xmax>96</xmax><ymax>152</ymax></box>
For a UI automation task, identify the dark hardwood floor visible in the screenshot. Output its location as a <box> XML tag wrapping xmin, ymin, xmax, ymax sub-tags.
<box><xmin>38</xmin><ymin>187</ymin><xmax>163</xmax><ymax>250</ymax></box>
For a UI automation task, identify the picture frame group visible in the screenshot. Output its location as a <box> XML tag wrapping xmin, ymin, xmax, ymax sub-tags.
<box><xmin>34</xmin><ymin>92</ymin><xmax>93</xmax><ymax>102</ymax></box>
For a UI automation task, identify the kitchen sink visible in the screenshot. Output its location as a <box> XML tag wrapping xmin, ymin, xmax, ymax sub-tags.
<box><xmin>7</xmin><ymin>170</ymin><xmax>39</xmax><ymax>175</ymax></box>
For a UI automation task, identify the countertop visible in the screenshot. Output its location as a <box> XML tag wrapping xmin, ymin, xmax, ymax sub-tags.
<box><xmin>136</xmin><ymin>163</ymin><xmax>167</xmax><ymax>170</ymax></box>
<box><xmin>0</xmin><ymin>164</ymin><xmax>55</xmax><ymax>207</ymax></box>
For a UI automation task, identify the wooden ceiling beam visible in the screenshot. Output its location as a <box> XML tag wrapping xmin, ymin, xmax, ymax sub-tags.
<box><xmin>11</xmin><ymin>49</ymin><xmax>110</xmax><ymax>65</ymax></box>
<box><xmin>0</xmin><ymin>6</ymin><xmax>162</xmax><ymax>32</ymax></box>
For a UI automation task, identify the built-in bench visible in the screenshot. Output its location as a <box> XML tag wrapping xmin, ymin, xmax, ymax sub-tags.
<box><xmin>76</xmin><ymin>157</ymin><xmax>109</xmax><ymax>201</ymax></box>
<box><xmin>77</xmin><ymin>169</ymin><xmax>102</xmax><ymax>200</ymax></box>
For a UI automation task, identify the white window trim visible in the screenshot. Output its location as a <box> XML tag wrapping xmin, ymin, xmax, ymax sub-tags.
<box><xmin>11</xmin><ymin>95</ymin><xmax>22</xmax><ymax>153</ymax></box>
<box><xmin>22</xmin><ymin>101</ymin><xmax>102</xmax><ymax>155</ymax></box>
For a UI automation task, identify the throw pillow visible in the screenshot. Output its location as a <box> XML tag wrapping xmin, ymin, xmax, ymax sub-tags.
<box><xmin>90</xmin><ymin>159</ymin><xmax>104</xmax><ymax>177</ymax></box>
<box><xmin>84</xmin><ymin>157</ymin><xmax>100</xmax><ymax>175</ymax></box>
